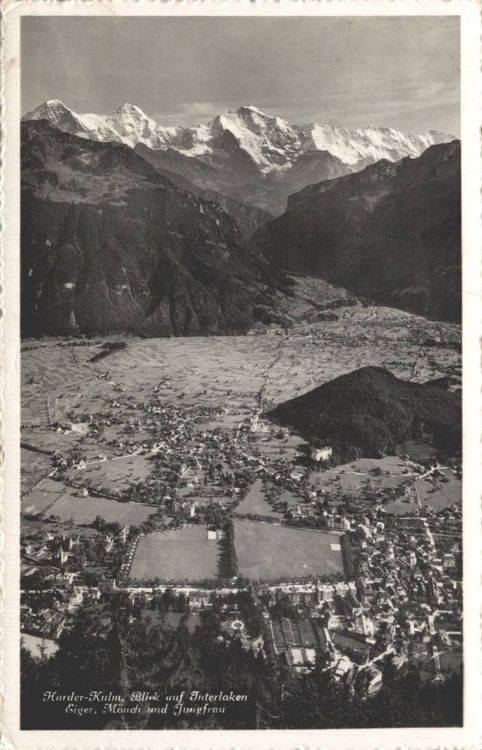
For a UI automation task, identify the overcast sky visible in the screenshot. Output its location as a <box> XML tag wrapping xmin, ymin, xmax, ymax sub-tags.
<box><xmin>22</xmin><ymin>16</ymin><xmax>460</xmax><ymax>135</ymax></box>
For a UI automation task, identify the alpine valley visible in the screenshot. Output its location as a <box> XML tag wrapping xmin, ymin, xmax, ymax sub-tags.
<box><xmin>21</xmin><ymin>98</ymin><xmax>463</xmax><ymax>731</ymax></box>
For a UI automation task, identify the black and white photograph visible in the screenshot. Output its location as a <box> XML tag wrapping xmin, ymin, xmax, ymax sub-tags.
<box><xmin>2</xmin><ymin>3</ymin><xmax>480</xmax><ymax>744</ymax></box>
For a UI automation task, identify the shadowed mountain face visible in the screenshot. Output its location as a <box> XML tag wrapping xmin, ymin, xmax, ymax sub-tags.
<box><xmin>135</xmin><ymin>140</ymin><xmax>350</xmax><ymax>216</ymax></box>
<box><xmin>268</xmin><ymin>366</ymin><xmax>461</xmax><ymax>464</ymax></box>
<box><xmin>21</xmin><ymin>121</ymin><xmax>295</xmax><ymax>337</ymax></box>
<box><xmin>132</xmin><ymin>147</ymin><xmax>273</xmax><ymax>238</ymax></box>
<box><xmin>254</xmin><ymin>141</ymin><xmax>461</xmax><ymax>322</ymax></box>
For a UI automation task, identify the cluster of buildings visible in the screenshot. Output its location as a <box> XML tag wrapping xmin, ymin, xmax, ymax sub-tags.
<box><xmin>22</xmin><ymin>529</ymin><xmax>85</xmax><ymax>585</ymax></box>
<box><xmin>21</xmin><ymin>366</ymin><xmax>462</xmax><ymax>697</ymax></box>
<box><xmin>22</xmin><ymin>600</ymin><xmax>66</xmax><ymax>641</ymax></box>
<box><xmin>21</xmin><ymin>522</ymin><xmax>132</xmax><ymax>594</ymax></box>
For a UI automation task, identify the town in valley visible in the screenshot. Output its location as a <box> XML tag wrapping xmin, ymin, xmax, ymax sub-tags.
<box><xmin>21</xmin><ymin>298</ymin><xmax>462</xmax><ymax>728</ymax></box>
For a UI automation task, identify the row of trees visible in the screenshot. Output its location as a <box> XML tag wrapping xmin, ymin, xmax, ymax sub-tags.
<box><xmin>218</xmin><ymin>519</ymin><xmax>238</xmax><ymax>578</ymax></box>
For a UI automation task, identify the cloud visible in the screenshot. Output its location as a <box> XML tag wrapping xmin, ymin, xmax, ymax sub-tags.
<box><xmin>264</xmin><ymin>81</ymin><xmax>460</xmax><ymax>131</ymax></box>
<box><xmin>150</xmin><ymin>78</ymin><xmax>460</xmax><ymax>134</ymax></box>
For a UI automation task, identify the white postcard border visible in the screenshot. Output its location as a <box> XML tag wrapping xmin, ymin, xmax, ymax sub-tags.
<box><xmin>2</xmin><ymin>1</ymin><xmax>481</xmax><ymax>748</ymax></box>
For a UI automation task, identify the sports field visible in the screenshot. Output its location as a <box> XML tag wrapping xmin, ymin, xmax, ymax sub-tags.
<box><xmin>233</xmin><ymin>518</ymin><xmax>344</xmax><ymax>580</ymax></box>
<box><xmin>130</xmin><ymin>526</ymin><xmax>220</xmax><ymax>582</ymax></box>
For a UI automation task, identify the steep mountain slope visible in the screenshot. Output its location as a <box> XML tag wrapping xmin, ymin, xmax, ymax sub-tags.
<box><xmin>281</xmin><ymin>149</ymin><xmax>353</xmax><ymax>194</ymax></box>
<box><xmin>136</xmin><ymin>140</ymin><xmax>349</xmax><ymax>217</ymax></box>
<box><xmin>133</xmin><ymin>144</ymin><xmax>272</xmax><ymax>237</ymax></box>
<box><xmin>24</xmin><ymin>101</ymin><xmax>454</xmax><ymax>215</ymax></box>
<box><xmin>268</xmin><ymin>367</ymin><xmax>461</xmax><ymax>463</ymax></box>
<box><xmin>21</xmin><ymin>121</ymin><xmax>294</xmax><ymax>337</ymax></box>
<box><xmin>255</xmin><ymin>141</ymin><xmax>461</xmax><ymax>322</ymax></box>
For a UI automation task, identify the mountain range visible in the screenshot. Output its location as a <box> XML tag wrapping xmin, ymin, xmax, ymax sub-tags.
<box><xmin>255</xmin><ymin>140</ymin><xmax>461</xmax><ymax>322</ymax></box>
<box><xmin>23</xmin><ymin>100</ymin><xmax>454</xmax><ymax>216</ymax></box>
<box><xmin>21</xmin><ymin>101</ymin><xmax>461</xmax><ymax>334</ymax></box>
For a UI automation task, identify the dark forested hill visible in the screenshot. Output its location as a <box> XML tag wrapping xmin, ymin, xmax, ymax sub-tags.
<box><xmin>268</xmin><ymin>366</ymin><xmax>461</xmax><ymax>462</ymax></box>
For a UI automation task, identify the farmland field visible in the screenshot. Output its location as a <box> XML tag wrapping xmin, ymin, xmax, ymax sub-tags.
<box><xmin>21</xmin><ymin>448</ymin><xmax>53</xmax><ymax>495</ymax></box>
<box><xmin>382</xmin><ymin>468</ymin><xmax>461</xmax><ymax>515</ymax></box>
<box><xmin>22</xmin><ymin>478</ymin><xmax>158</xmax><ymax>525</ymax></box>
<box><xmin>22</xmin><ymin>478</ymin><xmax>63</xmax><ymax>516</ymax></box>
<box><xmin>21</xmin><ymin>304</ymin><xmax>462</xmax><ymax>417</ymax></box>
<box><xmin>67</xmin><ymin>453</ymin><xmax>155</xmax><ymax>495</ymax></box>
<box><xmin>46</xmin><ymin>493</ymin><xmax>157</xmax><ymax>526</ymax></box>
<box><xmin>309</xmin><ymin>456</ymin><xmax>418</xmax><ymax>494</ymax></box>
<box><xmin>233</xmin><ymin>518</ymin><xmax>344</xmax><ymax>580</ymax></box>
<box><xmin>130</xmin><ymin>526</ymin><xmax>220</xmax><ymax>582</ymax></box>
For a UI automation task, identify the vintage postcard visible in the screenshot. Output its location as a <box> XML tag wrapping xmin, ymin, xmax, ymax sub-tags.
<box><xmin>1</xmin><ymin>1</ymin><xmax>481</xmax><ymax>748</ymax></box>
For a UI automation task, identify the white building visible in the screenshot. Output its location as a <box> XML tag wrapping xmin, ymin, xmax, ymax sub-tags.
<box><xmin>311</xmin><ymin>446</ymin><xmax>333</xmax><ymax>463</ymax></box>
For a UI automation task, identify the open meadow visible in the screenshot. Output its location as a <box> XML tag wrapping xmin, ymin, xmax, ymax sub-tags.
<box><xmin>233</xmin><ymin>518</ymin><xmax>344</xmax><ymax>580</ymax></box>
<box><xmin>22</xmin><ymin>478</ymin><xmax>158</xmax><ymax>525</ymax></box>
<box><xmin>66</xmin><ymin>453</ymin><xmax>156</xmax><ymax>496</ymax></box>
<box><xmin>130</xmin><ymin>526</ymin><xmax>220</xmax><ymax>582</ymax></box>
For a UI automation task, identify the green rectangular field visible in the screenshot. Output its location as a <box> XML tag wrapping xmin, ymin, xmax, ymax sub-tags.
<box><xmin>233</xmin><ymin>518</ymin><xmax>344</xmax><ymax>580</ymax></box>
<box><xmin>130</xmin><ymin>526</ymin><xmax>220</xmax><ymax>582</ymax></box>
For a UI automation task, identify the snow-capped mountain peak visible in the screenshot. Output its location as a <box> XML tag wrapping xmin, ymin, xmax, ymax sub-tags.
<box><xmin>25</xmin><ymin>99</ymin><xmax>67</xmax><ymax>114</ymax></box>
<box><xmin>23</xmin><ymin>100</ymin><xmax>455</xmax><ymax>178</ymax></box>
<box><xmin>232</xmin><ymin>104</ymin><xmax>271</xmax><ymax>118</ymax></box>
<box><xmin>306</xmin><ymin>122</ymin><xmax>455</xmax><ymax>168</ymax></box>
<box><xmin>104</xmin><ymin>103</ymin><xmax>166</xmax><ymax>147</ymax></box>
<box><xmin>24</xmin><ymin>99</ymin><xmax>74</xmax><ymax>123</ymax></box>
<box><xmin>113</xmin><ymin>102</ymin><xmax>146</xmax><ymax>117</ymax></box>
<box><xmin>207</xmin><ymin>106</ymin><xmax>306</xmax><ymax>173</ymax></box>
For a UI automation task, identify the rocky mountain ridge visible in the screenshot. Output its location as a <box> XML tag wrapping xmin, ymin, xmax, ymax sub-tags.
<box><xmin>21</xmin><ymin>121</ymin><xmax>298</xmax><ymax>337</ymax></box>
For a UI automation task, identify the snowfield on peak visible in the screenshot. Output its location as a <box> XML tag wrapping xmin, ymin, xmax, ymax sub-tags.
<box><xmin>307</xmin><ymin>123</ymin><xmax>451</xmax><ymax>167</ymax></box>
<box><xmin>23</xmin><ymin>100</ymin><xmax>455</xmax><ymax>177</ymax></box>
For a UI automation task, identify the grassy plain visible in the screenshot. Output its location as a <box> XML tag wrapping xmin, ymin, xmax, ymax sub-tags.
<box><xmin>67</xmin><ymin>454</ymin><xmax>155</xmax><ymax>495</ymax></box>
<box><xmin>382</xmin><ymin>468</ymin><xmax>461</xmax><ymax>515</ymax></box>
<box><xmin>130</xmin><ymin>526</ymin><xmax>220</xmax><ymax>582</ymax></box>
<box><xmin>233</xmin><ymin>518</ymin><xmax>344</xmax><ymax>580</ymax></box>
